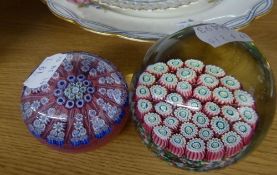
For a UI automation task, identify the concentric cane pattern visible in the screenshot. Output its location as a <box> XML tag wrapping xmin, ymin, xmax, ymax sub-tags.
<box><xmin>133</xmin><ymin>58</ymin><xmax>259</xmax><ymax>170</ymax></box>
<box><xmin>21</xmin><ymin>52</ymin><xmax>128</xmax><ymax>150</ymax></box>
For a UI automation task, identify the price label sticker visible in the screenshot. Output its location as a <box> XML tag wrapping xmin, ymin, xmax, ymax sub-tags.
<box><xmin>193</xmin><ymin>24</ymin><xmax>252</xmax><ymax>48</ymax></box>
<box><xmin>24</xmin><ymin>53</ymin><xmax>67</xmax><ymax>88</ymax></box>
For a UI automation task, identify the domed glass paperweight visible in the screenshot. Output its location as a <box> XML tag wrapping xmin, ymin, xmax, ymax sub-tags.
<box><xmin>21</xmin><ymin>52</ymin><xmax>129</xmax><ymax>152</ymax></box>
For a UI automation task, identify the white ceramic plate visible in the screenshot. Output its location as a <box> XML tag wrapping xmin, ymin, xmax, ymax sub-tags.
<box><xmin>45</xmin><ymin>0</ymin><xmax>273</xmax><ymax>40</ymax></box>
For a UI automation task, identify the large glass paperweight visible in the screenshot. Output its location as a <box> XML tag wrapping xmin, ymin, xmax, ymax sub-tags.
<box><xmin>130</xmin><ymin>26</ymin><xmax>276</xmax><ymax>170</ymax></box>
